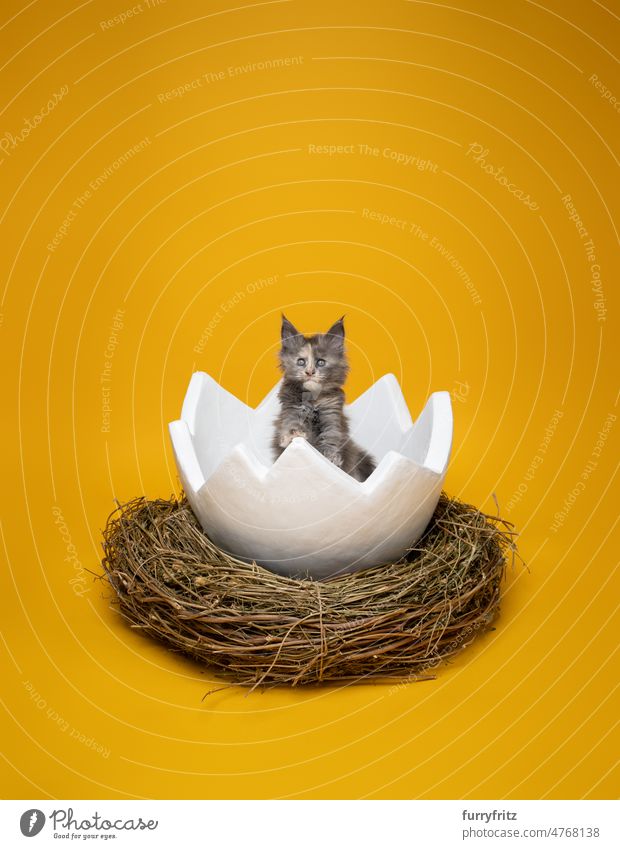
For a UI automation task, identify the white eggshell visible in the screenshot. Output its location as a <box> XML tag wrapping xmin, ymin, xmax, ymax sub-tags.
<box><xmin>169</xmin><ymin>372</ymin><xmax>452</xmax><ymax>579</ymax></box>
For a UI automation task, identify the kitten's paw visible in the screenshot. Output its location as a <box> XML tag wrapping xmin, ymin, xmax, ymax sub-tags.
<box><xmin>323</xmin><ymin>447</ymin><xmax>343</xmax><ymax>467</ymax></box>
<box><xmin>279</xmin><ymin>429</ymin><xmax>307</xmax><ymax>448</ymax></box>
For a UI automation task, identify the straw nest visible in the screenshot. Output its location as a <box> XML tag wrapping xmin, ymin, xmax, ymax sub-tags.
<box><xmin>102</xmin><ymin>493</ymin><xmax>518</xmax><ymax>689</ymax></box>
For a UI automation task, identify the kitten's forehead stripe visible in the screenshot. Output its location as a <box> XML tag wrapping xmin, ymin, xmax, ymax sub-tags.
<box><xmin>300</xmin><ymin>343</ymin><xmax>313</xmax><ymax>365</ymax></box>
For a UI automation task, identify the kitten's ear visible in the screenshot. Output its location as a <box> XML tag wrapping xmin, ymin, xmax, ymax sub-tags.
<box><xmin>325</xmin><ymin>316</ymin><xmax>345</xmax><ymax>350</ymax></box>
<box><xmin>281</xmin><ymin>314</ymin><xmax>300</xmax><ymax>344</ymax></box>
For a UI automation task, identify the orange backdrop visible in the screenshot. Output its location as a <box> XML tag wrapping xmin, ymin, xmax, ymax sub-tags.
<box><xmin>0</xmin><ymin>0</ymin><xmax>618</xmax><ymax>800</ymax></box>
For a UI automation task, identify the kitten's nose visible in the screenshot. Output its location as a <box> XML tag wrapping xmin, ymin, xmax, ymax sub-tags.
<box><xmin>305</xmin><ymin>368</ymin><xmax>315</xmax><ymax>376</ymax></box>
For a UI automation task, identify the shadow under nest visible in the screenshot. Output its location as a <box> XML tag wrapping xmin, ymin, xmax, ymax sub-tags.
<box><xmin>101</xmin><ymin>493</ymin><xmax>519</xmax><ymax>690</ymax></box>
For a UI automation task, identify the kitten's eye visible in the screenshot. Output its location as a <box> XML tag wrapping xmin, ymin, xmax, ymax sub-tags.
<box><xmin>316</xmin><ymin>358</ymin><xmax>326</xmax><ymax>367</ymax></box>
<box><xmin>296</xmin><ymin>358</ymin><xmax>306</xmax><ymax>366</ymax></box>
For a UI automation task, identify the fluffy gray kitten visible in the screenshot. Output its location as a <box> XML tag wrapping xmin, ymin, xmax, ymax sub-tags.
<box><xmin>271</xmin><ymin>315</ymin><xmax>376</xmax><ymax>481</ymax></box>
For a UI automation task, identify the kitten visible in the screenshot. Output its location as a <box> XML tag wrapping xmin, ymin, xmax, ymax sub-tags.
<box><xmin>271</xmin><ymin>315</ymin><xmax>376</xmax><ymax>481</ymax></box>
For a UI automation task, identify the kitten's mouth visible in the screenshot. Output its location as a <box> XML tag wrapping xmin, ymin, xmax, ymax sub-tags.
<box><xmin>302</xmin><ymin>377</ymin><xmax>321</xmax><ymax>395</ymax></box>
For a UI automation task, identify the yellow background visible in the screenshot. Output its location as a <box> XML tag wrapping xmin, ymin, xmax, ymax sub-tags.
<box><xmin>0</xmin><ymin>0</ymin><xmax>618</xmax><ymax>800</ymax></box>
